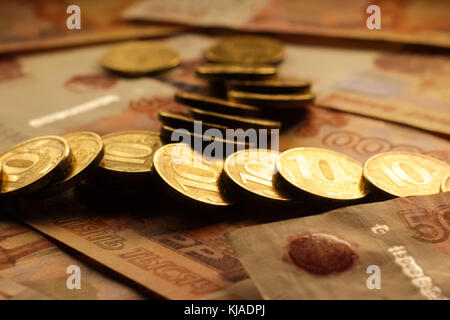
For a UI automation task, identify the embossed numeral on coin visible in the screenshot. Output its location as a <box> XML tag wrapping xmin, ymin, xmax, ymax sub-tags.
<box><xmin>104</xmin><ymin>143</ymin><xmax>153</xmax><ymax>165</ymax></box>
<box><xmin>378</xmin><ymin>161</ymin><xmax>432</xmax><ymax>187</ymax></box>
<box><xmin>2</xmin><ymin>153</ymin><xmax>40</xmax><ymax>179</ymax></box>
<box><xmin>240</xmin><ymin>161</ymin><xmax>274</xmax><ymax>187</ymax></box>
<box><xmin>290</xmin><ymin>155</ymin><xmax>347</xmax><ymax>183</ymax></box>
<box><xmin>172</xmin><ymin>161</ymin><xmax>219</xmax><ymax>192</ymax></box>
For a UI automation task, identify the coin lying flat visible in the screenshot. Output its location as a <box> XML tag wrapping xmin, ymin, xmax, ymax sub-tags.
<box><xmin>196</xmin><ymin>64</ymin><xmax>277</xmax><ymax>81</ymax></box>
<box><xmin>226</xmin><ymin>78</ymin><xmax>311</xmax><ymax>94</ymax></box>
<box><xmin>442</xmin><ymin>174</ymin><xmax>450</xmax><ymax>192</ymax></box>
<box><xmin>277</xmin><ymin>148</ymin><xmax>369</xmax><ymax>200</ymax></box>
<box><xmin>153</xmin><ymin>143</ymin><xmax>231</xmax><ymax>206</ymax></box>
<box><xmin>364</xmin><ymin>152</ymin><xmax>450</xmax><ymax>197</ymax></box>
<box><xmin>190</xmin><ymin>108</ymin><xmax>281</xmax><ymax>132</ymax></box>
<box><xmin>0</xmin><ymin>136</ymin><xmax>71</xmax><ymax>197</ymax></box>
<box><xmin>229</xmin><ymin>90</ymin><xmax>315</xmax><ymax>109</ymax></box>
<box><xmin>101</xmin><ymin>41</ymin><xmax>180</xmax><ymax>75</ymax></box>
<box><xmin>224</xmin><ymin>149</ymin><xmax>289</xmax><ymax>201</ymax></box>
<box><xmin>206</xmin><ymin>36</ymin><xmax>284</xmax><ymax>65</ymax></box>
<box><xmin>174</xmin><ymin>91</ymin><xmax>262</xmax><ymax>117</ymax></box>
<box><xmin>158</xmin><ymin>111</ymin><xmax>229</xmax><ymax>135</ymax></box>
<box><xmin>44</xmin><ymin>132</ymin><xmax>104</xmax><ymax>194</ymax></box>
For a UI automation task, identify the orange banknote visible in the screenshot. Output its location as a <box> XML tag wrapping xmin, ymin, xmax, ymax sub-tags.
<box><xmin>125</xmin><ymin>0</ymin><xmax>450</xmax><ymax>48</ymax></box>
<box><xmin>0</xmin><ymin>0</ymin><xmax>183</xmax><ymax>54</ymax></box>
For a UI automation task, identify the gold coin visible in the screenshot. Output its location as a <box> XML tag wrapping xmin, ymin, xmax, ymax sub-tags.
<box><xmin>228</xmin><ymin>90</ymin><xmax>315</xmax><ymax>109</ymax></box>
<box><xmin>277</xmin><ymin>147</ymin><xmax>368</xmax><ymax>200</ymax></box>
<box><xmin>101</xmin><ymin>41</ymin><xmax>180</xmax><ymax>75</ymax></box>
<box><xmin>158</xmin><ymin>111</ymin><xmax>229</xmax><ymax>135</ymax></box>
<box><xmin>224</xmin><ymin>149</ymin><xmax>289</xmax><ymax>201</ymax></box>
<box><xmin>159</xmin><ymin>125</ymin><xmax>252</xmax><ymax>152</ymax></box>
<box><xmin>226</xmin><ymin>78</ymin><xmax>311</xmax><ymax>94</ymax></box>
<box><xmin>99</xmin><ymin>131</ymin><xmax>162</xmax><ymax>174</ymax></box>
<box><xmin>442</xmin><ymin>173</ymin><xmax>450</xmax><ymax>192</ymax></box>
<box><xmin>206</xmin><ymin>36</ymin><xmax>284</xmax><ymax>65</ymax></box>
<box><xmin>153</xmin><ymin>143</ymin><xmax>231</xmax><ymax>206</ymax></box>
<box><xmin>174</xmin><ymin>91</ymin><xmax>262</xmax><ymax>117</ymax></box>
<box><xmin>190</xmin><ymin>108</ymin><xmax>281</xmax><ymax>131</ymax></box>
<box><xmin>364</xmin><ymin>152</ymin><xmax>450</xmax><ymax>197</ymax></box>
<box><xmin>45</xmin><ymin>132</ymin><xmax>104</xmax><ymax>193</ymax></box>
<box><xmin>196</xmin><ymin>64</ymin><xmax>277</xmax><ymax>81</ymax></box>
<box><xmin>0</xmin><ymin>136</ymin><xmax>71</xmax><ymax>197</ymax></box>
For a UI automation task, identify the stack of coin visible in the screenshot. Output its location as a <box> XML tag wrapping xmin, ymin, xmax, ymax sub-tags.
<box><xmin>198</xmin><ymin>35</ymin><xmax>284</xmax><ymax>97</ymax></box>
<box><xmin>227</xmin><ymin>78</ymin><xmax>315</xmax><ymax>123</ymax></box>
<box><xmin>158</xmin><ymin>91</ymin><xmax>281</xmax><ymax>158</ymax></box>
<box><xmin>197</xmin><ymin>36</ymin><xmax>315</xmax><ymax>124</ymax></box>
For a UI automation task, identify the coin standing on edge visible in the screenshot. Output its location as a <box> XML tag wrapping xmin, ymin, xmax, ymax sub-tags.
<box><xmin>442</xmin><ymin>173</ymin><xmax>450</xmax><ymax>192</ymax></box>
<box><xmin>206</xmin><ymin>36</ymin><xmax>284</xmax><ymax>65</ymax></box>
<box><xmin>101</xmin><ymin>41</ymin><xmax>180</xmax><ymax>75</ymax></box>
<box><xmin>276</xmin><ymin>147</ymin><xmax>369</xmax><ymax>200</ymax></box>
<box><xmin>364</xmin><ymin>151</ymin><xmax>450</xmax><ymax>197</ymax></box>
<box><xmin>224</xmin><ymin>149</ymin><xmax>290</xmax><ymax>201</ymax></box>
<box><xmin>0</xmin><ymin>136</ymin><xmax>71</xmax><ymax>197</ymax></box>
<box><xmin>153</xmin><ymin>143</ymin><xmax>231</xmax><ymax>206</ymax></box>
<box><xmin>44</xmin><ymin>132</ymin><xmax>104</xmax><ymax>194</ymax></box>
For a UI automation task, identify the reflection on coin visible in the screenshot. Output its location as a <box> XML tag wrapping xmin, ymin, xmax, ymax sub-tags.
<box><xmin>364</xmin><ymin>152</ymin><xmax>450</xmax><ymax>197</ymax></box>
<box><xmin>229</xmin><ymin>90</ymin><xmax>315</xmax><ymax>109</ymax></box>
<box><xmin>159</xmin><ymin>125</ymin><xmax>252</xmax><ymax>156</ymax></box>
<box><xmin>190</xmin><ymin>108</ymin><xmax>281</xmax><ymax>131</ymax></box>
<box><xmin>0</xmin><ymin>136</ymin><xmax>71</xmax><ymax>197</ymax></box>
<box><xmin>196</xmin><ymin>64</ymin><xmax>277</xmax><ymax>81</ymax></box>
<box><xmin>442</xmin><ymin>174</ymin><xmax>450</xmax><ymax>192</ymax></box>
<box><xmin>45</xmin><ymin>132</ymin><xmax>104</xmax><ymax>194</ymax></box>
<box><xmin>101</xmin><ymin>41</ymin><xmax>180</xmax><ymax>75</ymax></box>
<box><xmin>174</xmin><ymin>91</ymin><xmax>262</xmax><ymax>117</ymax></box>
<box><xmin>100</xmin><ymin>131</ymin><xmax>161</xmax><ymax>174</ymax></box>
<box><xmin>153</xmin><ymin>143</ymin><xmax>231</xmax><ymax>206</ymax></box>
<box><xmin>227</xmin><ymin>78</ymin><xmax>311</xmax><ymax>94</ymax></box>
<box><xmin>206</xmin><ymin>36</ymin><xmax>284</xmax><ymax>65</ymax></box>
<box><xmin>277</xmin><ymin>147</ymin><xmax>368</xmax><ymax>200</ymax></box>
<box><xmin>158</xmin><ymin>111</ymin><xmax>229</xmax><ymax>135</ymax></box>
<box><xmin>224</xmin><ymin>149</ymin><xmax>289</xmax><ymax>201</ymax></box>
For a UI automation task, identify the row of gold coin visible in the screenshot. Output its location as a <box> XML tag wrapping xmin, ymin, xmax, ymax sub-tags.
<box><xmin>1</xmin><ymin>132</ymin><xmax>449</xmax><ymax>208</ymax></box>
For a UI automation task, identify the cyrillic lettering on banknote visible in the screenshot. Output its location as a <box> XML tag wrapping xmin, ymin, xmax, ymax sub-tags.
<box><xmin>152</xmin><ymin>233</ymin><xmax>248</xmax><ymax>282</ymax></box>
<box><xmin>50</xmin><ymin>217</ymin><xmax>125</xmax><ymax>250</ymax></box>
<box><xmin>119</xmin><ymin>248</ymin><xmax>221</xmax><ymax>295</ymax></box>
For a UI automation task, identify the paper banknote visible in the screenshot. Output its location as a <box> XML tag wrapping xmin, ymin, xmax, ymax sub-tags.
<box><xmin>124</xmin><ymin>0</ymin><xmax>450</xmax><ymax>48</ymax></box>
<box><xmin>0</xmin><ymin>34</ymin><xmax>448</xmax><ymax>299</ymax></box>
<box><xmin>228</xmin><ymin>192</ymin><xmax>450</xmax><ymax>299</ymax></box>
<box><xmin>0</xmin><ymin>275</ymin><xmax>49</xmax><ymax>300</ymax></box>
<box><xmin>0</xmin><ymin>214</ymin><xmax>145</xmax><ymax>299</ymax></box>
<box><xmin>0</xmin><ymin>0</ymin><xmax>183</xmax><ymax>54</ymax></box>
<box><xmin>0</xmin><ymin>34</ymin><xmax>448</xmax><ymax>150</ymax></box>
